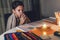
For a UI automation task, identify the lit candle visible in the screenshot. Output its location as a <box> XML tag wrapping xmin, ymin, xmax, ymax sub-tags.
<box><xmin>43</xmin><ymin>31</ymin><xmax>47</xmax><ymax>36</ymax></box>
<box><xmin>42</xmin><ymin>24</ymin><xmax>47</xmax><ymax>29</ymax></box>
<box><xmin>41</xmin><ymin>31</ymin><xmax>50</xmax><ymax>40</ymax></box>
<box><xmin>55</xmin><ymin>12</ymin><xmax>60</xmax><ymax>26</ymax></box>
<box><xmin>57</xmin><ymin>20</ymin><xmax>60</xmax><ymax>26</ymax></box>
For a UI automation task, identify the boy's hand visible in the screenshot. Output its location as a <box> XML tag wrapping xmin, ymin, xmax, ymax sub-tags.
<box><xmin>20</xmin><ymin>13</ymin><xmax>26</xmax><ymax>24</ymax></box>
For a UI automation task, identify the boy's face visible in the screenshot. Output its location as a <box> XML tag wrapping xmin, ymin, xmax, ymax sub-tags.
<box><xmin>12</xmin><ymin>5</ymin><xmax>24</xmax><ymax>18</ymax></box>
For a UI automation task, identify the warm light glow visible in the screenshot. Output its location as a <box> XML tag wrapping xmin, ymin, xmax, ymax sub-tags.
<box><xmin>43</xmin><ymin>32</ymin><xmax>47</xmax><ymax>36</ymax></box>
<box><xmin>42</xmin><ymin>24</ymin><xmax>47</xmax><ymax>29</ymax></box>
<box><xmin>58</xmin><ymin>21</ymin><xmax>60</xmax><ymax>26</ymax></box>
<box><xmin>55</xmin><ymin>12</ymin><xmax>60</xmax><ymax>26</ymax></box>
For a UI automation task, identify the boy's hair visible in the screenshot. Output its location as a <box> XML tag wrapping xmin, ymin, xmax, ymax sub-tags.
<box><xmin>11</xmin><ymin>1</ymin><xmax>24</xmax><ymax>9</ymax></box>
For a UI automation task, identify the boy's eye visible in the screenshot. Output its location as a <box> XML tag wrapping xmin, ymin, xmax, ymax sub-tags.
<box><xmin>18</xmin><ymin>10</ymin><xmax>20</xmax><ymax>11</ymax></box>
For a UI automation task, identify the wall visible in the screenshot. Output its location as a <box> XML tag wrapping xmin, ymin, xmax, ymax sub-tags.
<box><xmin>40</xmin><ymin>0</ymin><xmax>60</xmax><ymax>17</ymax></box>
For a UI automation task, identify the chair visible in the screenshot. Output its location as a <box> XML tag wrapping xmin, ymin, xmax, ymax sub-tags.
<box><xmin>4</xmin><ymin>13</ymin><xmax>12</xmax><ymax>29</ymax></box>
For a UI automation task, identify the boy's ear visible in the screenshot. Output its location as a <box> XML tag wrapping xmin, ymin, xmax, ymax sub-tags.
<box><xmin>12</xmin><ymin>9</ymin><xmax>15</xmax><ymax>13</ymax></box>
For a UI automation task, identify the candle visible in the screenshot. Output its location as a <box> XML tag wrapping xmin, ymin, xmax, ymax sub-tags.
<box><xmin>41</xmin><ymin>31</ymin><xmax>50</xmax><ymax>40</ymax></box>
<box><xmin>57</xmin><ymin>20</ymin><xmax>60</xmax><ymax>26</ymax></box>
<box><xmin>43</xmin><ymin>31</ymin><xmax>47</xmax><ymax>36</ymax></box>
<box><xmin>55</xmin><ymin>12</ymin><xmax>59</xmax><ymax>18</ymax></box>
<box><xmin>42</xmin><ymin>24</ymin><xmax>47</xmax><ymax>29</ymax></box>
<box><xmin>55</xmin><ymin>11</ymin><xmax>60</xmax><ymax>26</ymax></box>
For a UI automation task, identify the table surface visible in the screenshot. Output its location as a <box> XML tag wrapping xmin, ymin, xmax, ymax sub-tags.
<box><xmin>0</xmin><ymin>17</ymin><xmax>60</xmax><ymax>40</ymax></box>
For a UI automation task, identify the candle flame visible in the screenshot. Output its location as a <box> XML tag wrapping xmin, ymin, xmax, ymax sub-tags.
<box><xmin>42</xmin><ymin>24</ymin><xmax>47</xmax><ymax>29</ymax></box>
<box><xmin>43</xmin><ymin>32</ymin><xmax>47</xmax><ymax>36</ymax></box>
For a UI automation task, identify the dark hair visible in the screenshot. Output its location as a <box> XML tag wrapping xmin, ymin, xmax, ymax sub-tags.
<box><xmin>11</xmin><ymin>1</ymin><xmax>24</xmax><ymax>9</ymax></box>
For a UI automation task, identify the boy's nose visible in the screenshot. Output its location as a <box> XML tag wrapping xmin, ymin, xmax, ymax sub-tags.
<box><xmin>20</xmin><ymin>10</ymin><xmax>23</xmax><ymax>13</ymax></box>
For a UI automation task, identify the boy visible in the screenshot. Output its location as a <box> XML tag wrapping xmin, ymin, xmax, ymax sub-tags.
<box><xmin>6</xmin><ymin>1</ymin><xmax>30</xmax><ymax>31</ymax></box>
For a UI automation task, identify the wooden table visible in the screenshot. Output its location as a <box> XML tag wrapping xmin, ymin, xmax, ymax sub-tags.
<box><xmin>0</xmin><ymin>17</ymin><xmax>60</xmax><ymax>40</ymax></box>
